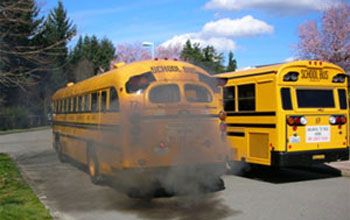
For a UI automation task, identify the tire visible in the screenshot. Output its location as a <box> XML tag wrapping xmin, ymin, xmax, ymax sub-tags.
<box><xmin>87</xmin><ymin>149</ymin><xmax>103</xmax><ymax>185</ymax></box>
<box><xmin>56</xmin><ymin>140</ymin><xmax>66</xmax><ymax>163</ymax></box>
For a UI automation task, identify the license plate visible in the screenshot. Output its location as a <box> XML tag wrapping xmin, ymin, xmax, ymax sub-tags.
<box><xmin>312</xmin><ymin>154</ymin><xmax>325</xmax><ymax>160</ymax></box>
<box><xmin>306</xmin><ymin>126</ymin><xmax>330</xmax><ymax>143</ymax></box>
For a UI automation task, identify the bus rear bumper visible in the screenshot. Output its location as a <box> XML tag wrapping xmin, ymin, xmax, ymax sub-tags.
<box><xmin>271</xmin><ymin>147</ymin><xmax>350</xmax><ymax>167</ymax></box>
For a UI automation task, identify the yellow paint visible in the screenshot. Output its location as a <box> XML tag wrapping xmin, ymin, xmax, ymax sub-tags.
<box><xmin>217</xmin><ymin>60</ymin><xmax>349</xmax><ymax>166</ymax></box>
<box><xmin>52</xmin><ymin>60</ymin><xmax>227</xmax><ymax>176</ymax></box>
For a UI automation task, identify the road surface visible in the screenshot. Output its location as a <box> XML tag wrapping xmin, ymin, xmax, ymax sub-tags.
<box><xmin>0</xmin><ymin>129</ymin><xmax>349</xmax><ymax>220</ymax></box>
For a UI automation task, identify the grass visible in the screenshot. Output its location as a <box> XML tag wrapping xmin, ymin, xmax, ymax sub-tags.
<box><xmin>0</xmin><ymin>153</ymin><xmax>52</xmax><ymax>220</ymax></box>
<box><xmin>0</xmin><ymin>126</ymin><xmax>50</xmax><ymax>135</ymax></box>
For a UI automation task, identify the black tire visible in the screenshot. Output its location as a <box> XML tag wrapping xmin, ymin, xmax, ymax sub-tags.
<box><xmin>87</xmin><ymin>149</ymin><xmax>103</xmax><ymax>185</ymax></box>
<box><xmin>56</xmin><ymin>139</ymin><xmax>66</xmax><ymax>163</ymax></box>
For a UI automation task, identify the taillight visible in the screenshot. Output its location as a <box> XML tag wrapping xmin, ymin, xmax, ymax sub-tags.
<box><xmin>330</xmin><ymin>115</ymin><xmax>347</xmax><ymax>125</ymax></box>
<box><xmin>287</xmin><ymin>116</ymin><xmax>295</xmax><ymax>125</ymax></box>
<box><xmin>219</xmin><ymin>111</ymin><xmax>227</xmax><ymax>121</ymax></box>
<box><xmin>287</xmin><ymin>116</ymin><xmax>307</xmax><ymax>126</ymax></box>
<box><xmin>341</xmin><ymin>116</ymin><xmax>347</xmax><ymax>124</ymax></box>
<box><xmin>220</xmin><ymin>122</ymin><xmax>227</xmax><ymax>132</ymax></box>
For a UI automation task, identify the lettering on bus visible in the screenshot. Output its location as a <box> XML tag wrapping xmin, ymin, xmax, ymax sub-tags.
<box><xmin>150</xmin><ymin>66</ymin><xmax>181</xmax><ymax>73</ymax></box>
<box><xmin>301</xmin><ymin>69</ymin><xmax>328</xmax><ymax>81</ymax></box>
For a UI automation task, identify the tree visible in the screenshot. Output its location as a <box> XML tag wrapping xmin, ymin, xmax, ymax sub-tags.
<box><xmin>69</xmin><ymin>35</ymin><xmax>116</xmax><ymax>82</ymax></box>
<box><xmin>0</xmin><ymin>0</ymin><xmax>44</xmax><ymax>88</ymax></box>
<box><xmin>226</xmin><ymin>51</ymin><xmax>237</xmax><ymax>72</ymax></box>
<box><xmin>296</xmin><ymin>2</ymin><xmax>350</xmax><ymax>72</ymax></box>
<box><xmin>180</xmin><ymin>40</ymin><xmax>225</xmax><ymax>74</ymax></box>
<box><xmin>113</xmin><ymin>42</ymin><xmax>151</xmax><ymax>64</ymax></box>
<box><xmin>156</xmin><ymin>43</ymin><xmax>182</xmax><ymax>60</ymax></box>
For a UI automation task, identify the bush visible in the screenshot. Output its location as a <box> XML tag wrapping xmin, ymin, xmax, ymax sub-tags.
<box><xmin>0</xmin><ymin>107</ymin><xmax>30</xmax><ymax>130</ymax></box>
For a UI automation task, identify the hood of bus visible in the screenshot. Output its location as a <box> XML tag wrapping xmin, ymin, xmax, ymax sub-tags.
<box><xmin>285</xmin><ymin>113</ymin><xmax>348</xmax><ymax>152</ymax></box>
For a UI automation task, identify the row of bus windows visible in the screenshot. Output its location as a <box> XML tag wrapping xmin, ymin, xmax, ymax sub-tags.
<box><xmin>223</xmin><ymin>85</ymin><xmax>347</xmax><ymax>111</ymax></box>
<box><xmin>281</xmin><ymin>88</ymin><xmax>347</xmax><ymax>110</ymax></box>
<box><xmin>53</xmin><ymin>87</ymin><xmax>120</xmax><ymax>113</ymax></box>
<box><xmin>223</xmin><ymin>84</ymin><xmax>255</xmax><ymax>111</ymax></box>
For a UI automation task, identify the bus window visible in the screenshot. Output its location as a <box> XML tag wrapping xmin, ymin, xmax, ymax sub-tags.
<box><xmin>338</xmin><ymin>89</ymin><xmax>347</xmax><ymax>110</ymax></box>
<box><xmin>126</xmin><ymin>72</ymin><xmax>156</xmax><ymax>93</ymax></box>
<box><xmin>101</xmin><ymin>91</ymin><xmax>107</xmax><ymax>112</ymax></box>
<box><xmin>281</xmin><ymin>88</ymin><xmax>293</xmax><ymax>110</ymax></box>
<box><xmin>62</xmin><ymin>100</ymin><xmax>65</xmax><ymax>113</ymax></box>
<box><xmin>84</xmin><ymin>94</ymin><xmax>90</xmax><ymax>112</ymax></box>
<box><xmin>91</xmin><ymin>93</ymin><xmax>98</xmax><ymax>112</ymax></box>
<box><xmin>185</xmin><ymin>84</ymin><xmax>212</xmax><ymax>103</ymax></box>
<box><xmin>72</xmin><ymin>97</ymin><xmax>76</xmax><ymax>112</ymax></box>
<box><xmin>296</xmin><ymin>89</ymin><xmax>334</xmax><ymax>108</ymax></box>
<box><xmin>78</xmin><ymin>96</ymin><xmax>83</xmax><ymax>112</ymax></box>
<box><xmin>238</xmin><ymin>84</ymin><xmax>255</xmax><ymax>111</ymax></box>
<box><xmin>110</xmin><ymin>87</ymin><xmax>119</xmax><ymax>111</ymax></box>
<box><xmin>149</xmin><ymin>84</ymin><xmax>180</xmax><ymax>103</ymax></box>
<box><xmin>67</xmin><ymin>98</ymin><xmax>71</xmax><ymax>112</ymax></box>
<box><xmin>223</xmin><ymin>86</ymin><xmax>235</xmax><ymax>111</ymax></box>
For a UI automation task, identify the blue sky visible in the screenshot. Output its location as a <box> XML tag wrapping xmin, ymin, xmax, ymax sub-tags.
<box><xmin>41</xmin><ymin>0</ymin><xmax>346</xmax><ymax>69</ymax></box>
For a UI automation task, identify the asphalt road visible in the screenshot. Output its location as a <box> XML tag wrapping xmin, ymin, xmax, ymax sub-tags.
<box><xmin>0</xmin><ymin>129</ymin><xmax>349</xmax><ymax>220</ymax></box>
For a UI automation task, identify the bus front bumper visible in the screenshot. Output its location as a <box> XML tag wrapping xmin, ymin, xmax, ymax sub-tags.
<box><xmin>271</xmin><ymin>147</ymin><xmax>350</xmax><ymax>167</ymax></box>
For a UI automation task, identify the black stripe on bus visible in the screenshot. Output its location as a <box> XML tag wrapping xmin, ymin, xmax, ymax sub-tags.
<box><xmin>141</xmin><ymin>114</ymin><xmax>219</xmax><ymax>120</ymax></box>
<box><xmin>226</xmin><ymin>71</ymin><xmax>276</xmax><ymax>80</ymax></box>
<box><xmin>226</xmin><ymin>123</ymin><xmax>276</xmax><ymax>128</ymax></box>
<box><xmin>227</xmin><ymin>132</ymin><xmax>245</xmax><ymax>137</ymax></box>
<box><xmin>226</xmin><ymin>112</ymin><xmax>276</xmax><ymax>116</ymax></box>
<box><xmin>53</xmin><ymin>121</ymin><xmax>120</xmax><ymax>131</ymax></box>
<box><xmin>56</xmin><ymin>132</ymin><xmax>119</xmax><ymax>150</ymax></box>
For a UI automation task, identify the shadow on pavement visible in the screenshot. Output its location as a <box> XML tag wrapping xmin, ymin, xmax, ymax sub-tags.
<box><xmin>14</xmin><ymin>149</ymin><xmax>239</xmax><ymax>220</ymax></box>
<box><xmin>228</xmin><ymin>163</ymin><xmax>341</xmax><ymax>184</ymax></box>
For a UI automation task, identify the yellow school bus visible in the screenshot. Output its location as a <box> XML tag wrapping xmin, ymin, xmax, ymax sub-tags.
<box><xmin>51</xmin><ymin>59</ymin><xmax>227</xmax><ymax>197</ymax></box>
<box><xmin>216</xmin><ymin>60</ymin><xmax>349</xmax><ymax>167</ymax></box>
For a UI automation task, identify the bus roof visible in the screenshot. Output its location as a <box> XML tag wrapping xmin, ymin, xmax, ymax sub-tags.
<box><xmin>52</xmin><ymin>59</ymin><xmax>210</xmax><ymax>99</ymax></box>
<box><xmin>215</xmin><ymin>60</ymin><xmax>345</xmax><ymax>79</ymax></box>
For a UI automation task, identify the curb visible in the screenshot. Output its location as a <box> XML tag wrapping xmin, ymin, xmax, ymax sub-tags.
<box><xmin>9</xmin><ymin>153</ymin><xmax>74</xmax><ymax>220</ymax></box>
<box><xmin>327</xmin><ymin>161</ymin><xmax>350</xmax><ymax>177</ymax></box>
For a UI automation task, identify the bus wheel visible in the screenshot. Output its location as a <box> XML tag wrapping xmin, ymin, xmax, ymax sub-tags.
<box><xmin>56</xmin><ymin>140</ymin><xmax>66</xmax><ymax>163</ymax></box>
<box><xmin>87</xmin><ymin>151</ymin><xmax>103</xmax><ymax>185</ymax></box>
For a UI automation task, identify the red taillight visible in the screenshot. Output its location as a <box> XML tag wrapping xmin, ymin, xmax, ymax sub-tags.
<box><xmin>336</xmin><ymin>116</ymin><xmax>341</xmax><ymax>124</ymax></box>
<box><xmin>287</xmin><ymin>116</ymin><xmax>307</xmax><ymax>126</ymax></box>
<box><xmin>341</xmin><ymin>116</ymin><xmax>347</xmax><ymax>124</ymax></box>
<box><xmin>330</xmin><ymin>115</ymin><xmax>347</xmax><ymax>125</ymax></box>
<box><xmin>220</xmin><ymin>122</ymin><xmax>227</xmax><ymax>132</ymax></box>
<box><xmin>287</xmin><ymin>116</ymin><xmax>295</xmax><ymax>125</ymax></box>
<box><xmin>219</xmin><ymin>111</ymin><xmax>227</xmax><ymax>121</ymax></box>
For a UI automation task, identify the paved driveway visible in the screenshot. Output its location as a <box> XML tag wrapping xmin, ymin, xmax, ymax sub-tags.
<box><xmin>1</xmin><ymin>129</ymin><xmax>349</xmax><ymax>220</ymax></box>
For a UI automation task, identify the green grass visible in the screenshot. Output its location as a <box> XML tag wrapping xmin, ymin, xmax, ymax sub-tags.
<box><xmin>0</xmin><ymin>126</ymin><xmax>50</xmax><ymax>135</ymax></box>
<box><xmin>0</xmin><ymin>153</ymin><xmax>53</xmax><ymax>220</ymax></box>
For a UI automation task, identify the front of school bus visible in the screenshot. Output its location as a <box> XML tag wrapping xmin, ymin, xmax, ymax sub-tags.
<box><xmin>116</xmin><ymin>60</ymin><xmax>228</xmax><ymax>196</ymax></box>
<box><xmin>273</xmin><ymin>60</ymin><xmax>349</xmax><ymax>167</ymax></box>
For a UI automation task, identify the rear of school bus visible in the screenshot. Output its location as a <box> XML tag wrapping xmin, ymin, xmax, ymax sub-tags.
<box><xmin>115</xmin><ymin>60</ymin><xmax>227</xmax><ymax>196</ymax></box>
<box><xmin>273</xmin><ymin>60</ymin><xmax>349</xmax><ymax>167</ymax></box>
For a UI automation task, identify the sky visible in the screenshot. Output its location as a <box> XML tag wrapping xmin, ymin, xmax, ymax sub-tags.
<box><xmin>41</xmin><ymin>0</ymin><xmax>346</xmax><ymax>69</ymax></box>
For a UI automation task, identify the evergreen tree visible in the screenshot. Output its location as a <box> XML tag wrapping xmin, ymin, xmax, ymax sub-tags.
<box><xmin>226</xmin><ymin>51</ymin><xmax>237</xmax><ymax>72</ymax></box>
<box><xmin>40</xmin><ymin>1</ymin><xmax>76</xmax><ymax>66</ymax></box>
<box><xmin>180</xmin><ymin>40</ymin><xmax>225</xmax><ymax>74</ymax></box>
<box><xmin>69</xmin><ymin>35</ymin><xmax>116</xmax><ymax>82</ymax></box>
<box><xmin>0</xmin><ymin>0</ymin><xmax>43</xmax><ymax>108</ymax></box>
<box><xmin>33</xmin><ymin>1</ymin><xmax>76</xmax><ymax>116</ymax></box>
